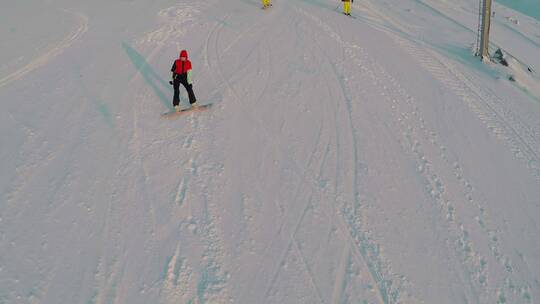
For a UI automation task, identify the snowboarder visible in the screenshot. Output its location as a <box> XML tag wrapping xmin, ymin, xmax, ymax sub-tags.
<box><xmin>171</xmin><ymin>50</ymin><xmax>197</xmax><ymax>111</ymax></box>
<box><xmin>342</xmin><ymin>0</ymin><xmax>353</xmax><ymax>16</ymax></box>
<box><xmin>262</xmin><ymin>0</ymin><xmax>272</xmax><ymax>9</ymax></box>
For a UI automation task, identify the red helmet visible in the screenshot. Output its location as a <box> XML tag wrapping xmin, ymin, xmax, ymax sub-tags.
<box><xmin>179</xmin><ymin>50</ymin><xmax>188</xmax><ymax>60</ymax></box>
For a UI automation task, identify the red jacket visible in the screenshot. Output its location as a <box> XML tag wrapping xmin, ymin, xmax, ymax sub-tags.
<box><xmin>172</xmin><ymin>50</ymin><xmax>192</xmax><ymax>75</ymax></box>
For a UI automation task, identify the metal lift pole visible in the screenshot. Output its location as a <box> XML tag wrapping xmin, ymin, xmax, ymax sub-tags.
<box><xmin>479</xmin><ymin>0</ymin><xmax>492</xmax><ymax>60</ymax></box>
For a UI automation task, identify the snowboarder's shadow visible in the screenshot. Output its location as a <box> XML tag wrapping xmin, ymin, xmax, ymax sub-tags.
<box><xmin>122</xmin><ymin>42</ymin><xmax>173</xmax><ymax>110</ymax></box>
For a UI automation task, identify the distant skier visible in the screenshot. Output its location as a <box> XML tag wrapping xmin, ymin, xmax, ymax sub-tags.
<box><xmin>262</xmin><ymin>0</ymin><xmax>272</xmax><ymax>9</ymax></box>
<box><xmin>342</xmin><ymin>0</ymin><xmax>353</xmax><ymax>16</ymax></box>
<box><xmin>171</xmin><ymin>50</ymin><xmax>197</xmax><ymax>111</ymax></box>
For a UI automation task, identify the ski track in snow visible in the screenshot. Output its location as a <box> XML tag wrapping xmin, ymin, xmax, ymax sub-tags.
<box><xmin>204</xmin><ymin>9</ymin><xmax>331</xmax><ymax>303</ymax></box>
<box><xmin>0</xmin><ymin>9</ymin><xmax>88</xmax><ymax>89</ymax></box>
<box><xmin>202</xmin><ymin>15</ymin><xmax>344</xmax><ymax>303</ymax></box>
<box><xmin>203</xmin><ymin>6</ymin><xmax>382</xmax><ymax>303</ymax></box>
<box><xmin>201</xmin><ymin>2</ymin><xmax>539</xmax><ymax>302</ymax></box>
<box><xmin>2</xmin><ymin>0</ymin><xmax>539</xmax><ymax>303</ymax></box>
<box><xmin>260</xmin><ymin>5</ymin><xmax>376</xmax><ymax>303</ymax></box>
<box><xmin>298</xmin><ymin>2</ymin><xmax>538</xmax><ymax>303</ymax></box>
<box><xmin>296</xmin><ymin>7</ymin><xmax>407</xmax><ymax>303</ymax></box>
<box><xmin>215</xmin><ymin>4</ymin><xmax>409</xmax><ymax>303</ymax></box>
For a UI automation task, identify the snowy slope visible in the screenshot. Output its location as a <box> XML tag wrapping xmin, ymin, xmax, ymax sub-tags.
<box><xmin>1</xmin><ymin>0</ymin><xmax>539</xmax><ymax>303</ymax></box>
<box><xmin>497</xmin><ymin>0</ymin><xmax>540</xmax><ymax>21</ymax></box>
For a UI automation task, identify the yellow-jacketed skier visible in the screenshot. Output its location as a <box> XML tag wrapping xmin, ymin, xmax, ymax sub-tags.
<box><xmin>342</xmin><ymin>0</ymin><xmax>353</xmax><ymax>16</ymax></box>
<box><xmin>262</xmin><ymin>0</ymin><xmax>272</xmax><ymax>9</ymax></box>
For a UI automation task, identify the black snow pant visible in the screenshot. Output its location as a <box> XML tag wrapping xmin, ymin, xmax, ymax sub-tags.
<box><xmin>173</xmin><ymin>75</ymin><xmax>197</xmax><ymax>107</ymax></box>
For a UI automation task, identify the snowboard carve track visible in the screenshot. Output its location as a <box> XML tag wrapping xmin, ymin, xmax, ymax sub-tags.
<box><xmin>262</xmin><ymin>193</ymin><xmax>313</xmax><ymax>302</ymax></box>
<box><xmin>174</xmin><ymin>176</ymin><xmax>188</xmax><ymax>206</ymax></box>
<box><xmin>203</xmin><ymin>12</ymin><xmax>356</xmax><ymax>303</ymax></box>
<box><xmin>292</xmin><ymin>237</ymin><xmax>327</xmax><ymax>304</ymax></box>
<box><xmin>261</xmin><ymin>89</ymin><xmax>331</xmax><ymax>301</ymax></box>
<box><xmin>296</xmin><ymin>5</ymin><xmax>412</xmax><ymax>303</ymax></box>
<box><xmin>0</xmin><ymin>10</ymin><xmax>88</xmax><ymax>88</ymax></box>
<box><xmin>205</xmin><ymin>8</ymin><xmax>288</xmax><ymax>116</ymax></box>
<box><xmin>203</xmin><ymin>7</ymin><xmax>382</xmax><ymax>302</ymax></box>
<box><xmin>260</xmin><ymin>70</ymin><xmax>330</xmax><ymax>300</ymax></box>
<box><xmin>205</xmin><ymin>15</ymin><xmax>279</xmax><ymax>302</ymax></box>
<box><xmin>203</xmin><ymin>12</ymin><xmax>299</xmax><ymax>303</ymax></box>
<box><xmin>275</xmin><ymin>8</ymin><xmax>379</xmax><ymax>304</ymax></box>
<box><xmin>263</xmin><ymin>8</ymin><xmax>392</xmax><ymax>302</ymax></box>
<box><xmin>161</xmin><ymin>241</ymin><xmax>192</xmax><ymax>301</ymax></box>
<box><xmin>331</xmin><ymin>242</ymin><xmax>351</xmax><ymax>304</ymax></box>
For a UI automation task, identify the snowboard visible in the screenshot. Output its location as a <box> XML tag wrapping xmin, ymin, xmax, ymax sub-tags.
<box><xmin>161</xmin><ymin>103</ymin><xmax>213</xmax><ymax>118</ymax></box>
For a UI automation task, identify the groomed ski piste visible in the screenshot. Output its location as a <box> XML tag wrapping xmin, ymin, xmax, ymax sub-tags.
<box><xmin>1</xmin><ymin>0</ymin><xmax>540</xmax><ymax>303</ymax></box>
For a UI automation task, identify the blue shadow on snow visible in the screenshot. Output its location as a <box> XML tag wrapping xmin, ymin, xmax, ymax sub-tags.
<box><xmin>122</xmin><ymin>42</ymin><xmax>172</xmax><ymax>110</ymax></box>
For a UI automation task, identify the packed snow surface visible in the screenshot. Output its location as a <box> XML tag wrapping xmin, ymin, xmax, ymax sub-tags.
<box><xmin>496</xmin><ymin>0</ymin><xmax>540</xmax><ymax>21</ymax></box>
<box><xmin>1</xmin><ymin>0</ymin><xmax>540</xmax><ymax>303</ymax></box>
